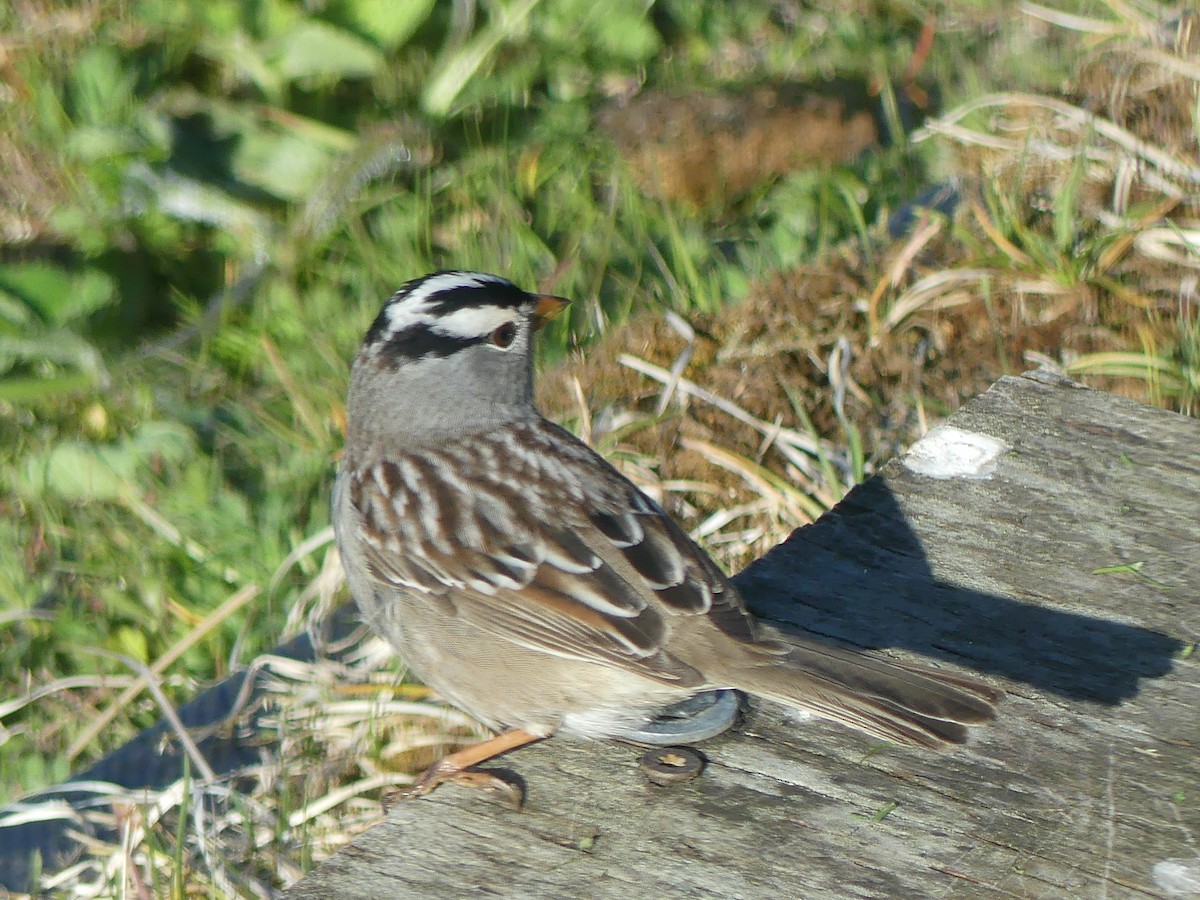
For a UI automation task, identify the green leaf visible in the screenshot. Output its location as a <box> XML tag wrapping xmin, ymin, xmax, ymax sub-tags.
<box><xmin>232</xmin><ymin>129</ymin><xmax>334</xmax><ymax>202</ymax></box>
<box><xmin>68</xmin><ymin>46</ymin><xmax>136</xmax><ymax>127</ymax></box>
<box><xmin>423</xmin><ymin>0</ymin><xmax>544</xmax><ymax>116</ymax></box>
<box><xmin>349</xmin><ymin>0</ymin><xmax>436</xmax><ymax>49</ymax></box>
<box><xmin>12</xmin><ymin>423</ymin><xmax>195</xmax><ymax>503</ymax></box>
<box><xmin>0</xmin><ymin>264</ymin><xmax>116</xmax><ymax>327</ymax></box>
<box><xmin>586</xmin><ymin>7</ymin><xmax>661</xmax><ymax>61</ymax></box>
<box><xmin>65</xmin><ymin>124</ymin><xmax>145</xmax><ymax>163</ymax></box>
<box><xmin>17</xmin><ymin>442</ymin><xmax>138</xmax><ymax>503</ymax></box>
<box><xmin>0</xmin><ymin>372</ymin><xmax>98</xmax><ymax>402</ymax></box>
<box><xmin>271</xmin><ymin>21</ymin><xmax>385</xmax><ymax>81</ymax></box>
<box><xmin>130</xmin><ymin>421</ymin><xmax>196</xmax><ymax>467</ymax></box>
<box><xmin>113</xmin><ymin>625</ymin><xmax>150</xmax><ymax>664</ymax></box>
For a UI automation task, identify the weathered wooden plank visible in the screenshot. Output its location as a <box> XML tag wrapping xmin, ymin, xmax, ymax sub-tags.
<box><xmin>286</xmin><ymin>372</ymin><xmax>1199</xmax><ymax>899</ymax></box>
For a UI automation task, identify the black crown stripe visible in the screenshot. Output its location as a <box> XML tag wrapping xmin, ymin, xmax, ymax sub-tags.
<box><xmin>424</xmin><ymin>282</ymin><xmax>529</xmax><ymax>316</ymax></box>
<box><xmin>376</xmin><ymin>322</ymin><xmax>483</xmax><ymax>362</ymax></box>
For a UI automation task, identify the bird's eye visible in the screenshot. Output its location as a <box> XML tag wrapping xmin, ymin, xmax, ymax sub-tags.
<box><xmin>489</xmin><ymin>321</ymin><xmax>518</xmax><ymax>349</ymax></box>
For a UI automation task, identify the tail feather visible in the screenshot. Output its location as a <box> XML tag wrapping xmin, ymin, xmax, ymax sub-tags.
<box><xmin>732</xmin><ymin>638</ymin><xmax>1000</xmax><ymax>748</ymax></box>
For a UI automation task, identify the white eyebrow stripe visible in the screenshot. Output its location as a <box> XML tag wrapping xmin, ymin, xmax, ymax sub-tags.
<box><xmin>430</xmin><ymin>304</ymin><xmax>517</xmax><ymax>338</ymax></box>
<box><xmin>383</xmin><ymin>272</ymin><xmax>510</xmax><ymax>334</ymax></box>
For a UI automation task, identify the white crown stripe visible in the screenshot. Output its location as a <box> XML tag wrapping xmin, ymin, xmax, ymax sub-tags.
<box><xmin>381</xmin><ymin>272</ymin><xmax>513</xmax><ymax>339</ymax></box>
<box><xmin>405</xmin><ymin>272</ymin><xmax>503</xmax><ymax>306</ymax></box>
<box><xmin>382</xmin><ymin>304</ymin><xmax>431</xmax><ymax>335</ymax></box>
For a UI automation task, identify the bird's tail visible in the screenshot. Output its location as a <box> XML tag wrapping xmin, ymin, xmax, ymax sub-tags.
<box><xmin>731</xmin><ymin>639</ymin><xmax>1000</xmax><ymax>748</ymax></box>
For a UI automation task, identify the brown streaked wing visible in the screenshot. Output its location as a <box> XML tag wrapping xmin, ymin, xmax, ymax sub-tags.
<box><xmin>461</xmin><ymin>580</ymin><xmax>704</xmax><ymax>686</ymax></box>
<box><xmin>583</xmin><ymin>483</ymin><xmax>764</xmax><ymax>645</ymax></box>
<box><xmin>633</xmin><ymin>500</ymin><xmax>765</xmax><ymax>645</ymax></box>
<box><xmin>500</xmin><ymin>418</ymin><xmax>767</xmax><ymax>646</ymax></box>
<box><xmin>348</xmin><ymin>455</ymin><xmax>698</xmax><ymax>684</ymax></box>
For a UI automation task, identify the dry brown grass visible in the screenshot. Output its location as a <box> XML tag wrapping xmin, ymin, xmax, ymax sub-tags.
<box><xmin>598</xmin><ymin>82</ymin><xmax>886</xmax><ymax>211</ymax></box>
<box><xmin>542</xmin><ymin>7</ymin><xmax>1199</xmax><ymax>573</ymax></box>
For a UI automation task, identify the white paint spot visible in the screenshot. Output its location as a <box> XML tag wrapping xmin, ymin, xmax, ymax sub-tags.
<box><xmin>902</xmin><ymin>425</ymin><xmax>1009</xmax><ymax>480</ymax></box>
<box><xmin>1153</xmin><ymin>859</ymin><xmax>1200</xmax><ymax>897</ymax></box>
<box><xmin>781</xmin><ymin>707</ymin><xmax>816</xmax><ymax>725</ymax></box>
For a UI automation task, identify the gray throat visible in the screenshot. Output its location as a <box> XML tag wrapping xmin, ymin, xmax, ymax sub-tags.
<box><xmin>345</xmin><ymin>357</ymin><xmax>538</xmax><ymax>456</ymax></box>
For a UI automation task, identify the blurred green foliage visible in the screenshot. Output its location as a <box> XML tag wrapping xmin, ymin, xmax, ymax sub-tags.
<box><xmin>0</xmin><ymin>0</ymin><xmax>993</xmax><ymax>393</ymax></box>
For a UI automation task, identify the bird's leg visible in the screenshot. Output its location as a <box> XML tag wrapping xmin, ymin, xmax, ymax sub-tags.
<box><xmin>385</xmin><ymin>728</ymin><xmax>543</xmax><ymax>810</ymax></box>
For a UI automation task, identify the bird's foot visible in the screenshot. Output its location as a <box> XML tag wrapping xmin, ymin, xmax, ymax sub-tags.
<box><xmin>381</xmin><ymin>727</ymin><xmax>541</xmax><ymax>811</ymax></box>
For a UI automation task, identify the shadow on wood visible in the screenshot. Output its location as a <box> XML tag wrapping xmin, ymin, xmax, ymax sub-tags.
<box><xmin>742</xmin><ymin>477</ymin><xmax>1183</xmax><ymax>705</ymax></box>
<box><xmin>285</xmin><ymin>372</ymin><xmax>1199</xmax><ymax>899</ymax></box>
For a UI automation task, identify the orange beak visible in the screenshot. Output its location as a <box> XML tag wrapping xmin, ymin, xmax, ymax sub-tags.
<box><xmin>532</xmin><ymin>293</ymin><xmax>570</xmax><ymax>331</ymax></box>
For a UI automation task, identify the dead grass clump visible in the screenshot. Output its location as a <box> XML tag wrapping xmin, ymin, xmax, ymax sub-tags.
<box><xmin>909</xmin><ymin>5</ymin><xmax>1199</xmax><ymax>407</ymax></box>
<box><xmin>542</xmin><ymin>5</ymin><xmax>1199</xmax><ymax>572</ymax></box>
<box><xmin>540</xmin><ymin>254</ymin><xmax>876</xmax><ymax>573</ymax></box>
<box><xmin>597</xmin><ymin>82</ymin><xmax>885</xmax><ymax>211</ymax></box>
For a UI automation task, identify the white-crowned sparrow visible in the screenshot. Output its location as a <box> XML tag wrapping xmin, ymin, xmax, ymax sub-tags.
<box><xmin>334</xmin><ymin>271</ymin><xmax>998</xmax><ymax>804</ymax></box>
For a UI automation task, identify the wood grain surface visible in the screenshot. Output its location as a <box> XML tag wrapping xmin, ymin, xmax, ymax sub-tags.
<box><xmin>287</xmin><ymin>372</ymin><xmax>1199</xmax><ymax>899</ymax></box>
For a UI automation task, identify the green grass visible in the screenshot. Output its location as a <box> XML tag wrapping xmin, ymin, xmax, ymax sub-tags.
<box><xmin>4</xmin><ymin>0</ymin><xmax>1190</xmax><ymax>891</ymax></box>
